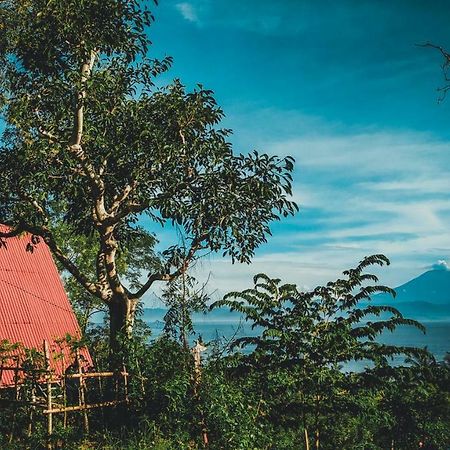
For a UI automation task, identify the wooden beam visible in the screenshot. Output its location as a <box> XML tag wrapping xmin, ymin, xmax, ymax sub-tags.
<box><xmin>43</xmin><ymin>399</ymin><xmax>127</xmax><ymax>414</ymax></box>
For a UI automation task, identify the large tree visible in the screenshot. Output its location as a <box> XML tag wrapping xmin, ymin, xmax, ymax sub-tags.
<box><xmin>0</xmin><ymin>1</ymin><xmax>297</xmax><ymax>354</ymax></box>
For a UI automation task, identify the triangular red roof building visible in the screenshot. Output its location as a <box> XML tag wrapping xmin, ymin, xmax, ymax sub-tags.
<box><xmin>0</xmin><ymin>225</ymin><xmax>91</xmax><ymax>386</ymax></box>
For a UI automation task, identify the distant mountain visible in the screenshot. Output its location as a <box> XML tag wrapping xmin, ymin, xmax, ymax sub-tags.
<box><xmin>373</xmin><ymin>270</ymin><xmax>450</xmax><ymax>304</ymax></box>
<box><xmin>142</xmin><ymin>270</ymin><xmax>450</xmax><ymax>323</ymax></box>
<box><xmin>372</xmin><ymin>270</ymin><xmax>450</xmax><ymax>321</ymax></box>
<box><xmin>389</xmin><ymin>270</ymin><xmax>450</xmax><ymax>304</ymax></box>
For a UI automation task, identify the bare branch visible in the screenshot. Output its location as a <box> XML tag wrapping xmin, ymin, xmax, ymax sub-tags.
<box><xmin>417</xmin><ymin>42</ymin><xmax>450</xmax><ymax>62</ymax></box>
<box><xmin>179</xmin><ymin>128</ymin><xmax>186</xmax><ymax>146</ymax></box>
<box><xmin>105</xmin><ymin>190</ymin><xmax>173</xmax><ymax>226</ymax></box>
<box><xmin>47</xmin><ymin>238</ymin><xmax>102</xmax><ymax>298</ymax></box>
<box><xmin>418</xmin><ymin>42</ymin><xmax>450</xmax><ymax>102</ymax></box>
<box><xmin>67</xmin><ymin>143</ymin><xmax>104</xmax><ymax>189</ymax></box>
<box><xmin>98</xmin><ymin>157</ymin><xmax>108</xmax><ymax>176</ymax></box>
<box><xmin>66</xmin><ymin>144</ymin><xmax>109</xmax><ymax>223</ymax></box>
<box><xmin>103</xmin><ymin>201</ymin><xmax>150</xmax><ymax>227</ymax></box>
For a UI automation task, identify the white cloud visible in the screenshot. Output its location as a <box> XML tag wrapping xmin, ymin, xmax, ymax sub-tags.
<box><xmin>243</xmin><ymin>122</ymin><xmax>448</xmax><ymax>285</ymax></box>
<box><xmin>140</xmin><ymin>107</ymin><xmax>450</xmax><ymax>304</ymax></box>
<box><xmin>175</xmin><ymin>2</ymin><xmax>199</xmax><ymax>23</ymax></box>
<box><xmin>269</xmin><ymin>132</ymin><xmax>448</xmax><ymax>178</ymax></box>
<box><xmin>358</xmin><ymin>178</ymin><xmax>450</xmax><ymax>193</ymax></box>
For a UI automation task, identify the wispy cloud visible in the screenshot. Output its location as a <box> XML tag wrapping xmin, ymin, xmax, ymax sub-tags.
<box><xmin>142</xmin><ymin>111</ymin><xmax>450</xmax><ymax>305</ymax></box>
<box><xmin>201</xmin><ymin>110</ymin><xmax>449</xmax><ymax>294</ymax></box>
<box><xmin>175</xmin><ymin>2</ymin><xmax>199</xmax><ymax>23</ymax></box>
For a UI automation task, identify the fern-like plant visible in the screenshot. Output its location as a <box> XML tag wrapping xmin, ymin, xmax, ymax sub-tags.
<box><xmin>212</xmin><ymin>254</ymin><xmax>425</xmax><ymax>368</ymax></box>
<box><xmin>210</xmin><ymin>255</ymin><xmax>429</xmax><ymax>450</ymax></box>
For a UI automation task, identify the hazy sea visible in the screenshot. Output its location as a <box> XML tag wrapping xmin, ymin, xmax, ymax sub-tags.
<box><xmin>142</xmin><ymin>309</ymin><xmax>450</xmax><ymax>369</ymax></box>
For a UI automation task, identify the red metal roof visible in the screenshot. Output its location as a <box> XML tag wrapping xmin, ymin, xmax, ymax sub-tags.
<box><xmin>0</xmin><ymin>225</ymin><xmax>91</xmax><ymax>386</ymax></box>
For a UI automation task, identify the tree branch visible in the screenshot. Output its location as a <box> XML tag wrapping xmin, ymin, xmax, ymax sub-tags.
<box><xmin>104</xmin><ymin>201</ymin><xmax>148</xmax><ymax>226</ymax></box>
<box><xmin>66</xmin><ymin>50</ymin><xmax>111</xmax><ymax>223</ymax></box>
<box><xmin>95</xmin><ymin>247</ymin><xmax>113</xmax><ymax>301</ymax></box>
<box><xmin>105</xmin><ymin>189</ymin><xmax>174</xmax><ymax>226</ymax></box>
<box><xmin>16</xmin><ymin>192</ymin><xmax>48</xmax><ymax>223</ymax></box>
<box><xmin>418</xmin><ymin>42</ymin><xmax>450</xmax><ymax>101</ymax></box>
<box><xmin>0</xmin><ymin>224</ymin><xmax>24</xmax><ymax>239</ymax></box>
<box><xmin>38</xmin><ymin>127</ymin><xmax>59</xmax><ymax>143</ymax></box>
<box><xmin>72</xmin><ymin>51</ymin><xmax>97</xmax><ymax>147</ymax></box>
<box><xmin>418</xmin><ymin>42</ymin><xmax>450</xmax><ymax>63</ymax></box>
<box><xmin>0</xmin><ymin>223</ymin><xmax>103</xmax><ymax>299</ymax></box>
<box><xmin>131</xmin><ymin>234</ymin><xmax>207</xmax><ymax>299</ymax></box>
<box><xmin>96</xmin><ymin>248</ymin><xmax>108</xmax><ymax>284</ymax></box>
<box><xmin>108</xmin><ymin>180</ymin><xmax>138</xmax><ymax>216</ymax></box>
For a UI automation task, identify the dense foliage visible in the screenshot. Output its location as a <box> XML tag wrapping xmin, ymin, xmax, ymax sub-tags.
<box><xmin>1</xmin><ymin>256</ymin><xmax>448</xmax><ymax>449</ymax></box>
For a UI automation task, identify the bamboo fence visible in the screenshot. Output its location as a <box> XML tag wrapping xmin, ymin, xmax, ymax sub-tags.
<box><xmin>0</xmin><ymin>340</ymin><xmax>129</xmax><ymax>449</ymax></box>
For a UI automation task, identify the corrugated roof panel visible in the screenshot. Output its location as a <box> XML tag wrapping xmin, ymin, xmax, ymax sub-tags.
<box><xmin>0</xmin><ymin>225</ymin><xmax>92</xmax><ymax>387</ymax></box>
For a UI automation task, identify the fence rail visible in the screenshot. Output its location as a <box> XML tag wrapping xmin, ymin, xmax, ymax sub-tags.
<box><xmin>0</xmin><ymin>340</ymin><xmax>129</xmax><ymax>449</ymax></box>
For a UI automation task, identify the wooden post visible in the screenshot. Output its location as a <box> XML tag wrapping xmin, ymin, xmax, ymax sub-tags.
<box><xmin>8</xmin><ymin>356</ymin><xmax>20</xmax><ymax>443</ymax></box>
<box><xmin>61</xmin><ymin>352</ymin><xmax>67</xmax><ymax>429</ymax></box>
<box><xmin>76</xmin><ymin>349</ymin><xmax>89</xmax><ymax>434</ymax></box>
<box><xmin>28</xmin><ymin>381</ymin><xmax>36</xmax><ymax>437</ymax></box>
<box><xmin>0</xmin><ymin>355</ymin><xmax>4</xmax><ymax>388</ymax></box>
<box><xmin>304</xmin><ymin>428</ymin><xmax>310</xmax><ymax>450</ymax></box>
<box><xmin>114</xmin><ymin>370</ymin><xmax>119</xmax><ymax>402</ymax></box>
<box><xmin>96</xmin><ymin>357</ymin><xmax>106</xmax><ymax>428</ymax></box>
<box><xmin>191</xmin><ymin>341</ymin><xmax>208</xmax><ymax>446</ymax></box>
<box><xmin>28</xmin><ymin>351</ymin><xmax>36</xmax><ymax>437</ymax></box>
<box><xmin>44</xmin><ymin>340</ymin><xmax>53</xmax><ymax>450</ymax></box>
<box><xmin>191</xmin><ymin>341</ymin><xmax>207</xmax><ymax>393</ymax></box>
<box><xmin>122</xmin><ymin>365</ymin><xmax>129</xmax><ymax>403</ymax></box>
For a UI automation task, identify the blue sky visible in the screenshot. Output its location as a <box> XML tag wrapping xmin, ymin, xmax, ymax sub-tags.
<box><xmin>141</xmin><ymin>0</ymin><xmax>450</xmax><ymax>300</ymax></box>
